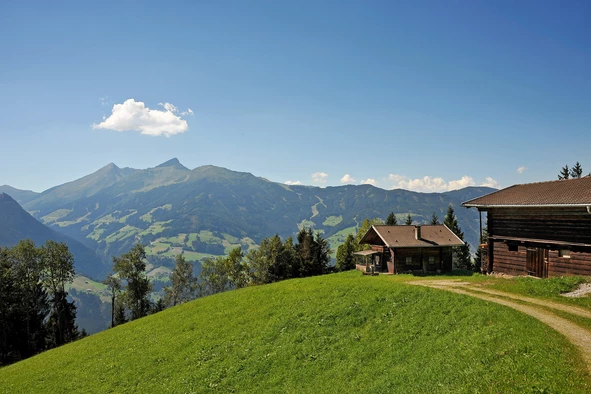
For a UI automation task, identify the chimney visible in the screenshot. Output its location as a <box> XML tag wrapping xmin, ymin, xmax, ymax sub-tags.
<box><xmin>414</xmin><ymin>225</ymin><xmax>421</xmax><ymax>240</ymax></box>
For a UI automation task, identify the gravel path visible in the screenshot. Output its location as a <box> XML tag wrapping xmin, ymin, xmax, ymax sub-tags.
<box><xmin>411</xmin><ymin>280</ymin><xmax>591</xmax><ymax>374</ymax></box>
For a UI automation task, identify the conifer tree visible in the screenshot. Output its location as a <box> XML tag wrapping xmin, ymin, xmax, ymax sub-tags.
<box><xmin>444</xmin><ymin>204</ymin><xmax>472</xmax><ymax>270</ymax></box>
<box><xmin>429</xmin><ymin>212</ymin><xmax>440</xmax><ymax>225</ymax></box>
<box><xmin>386</xmin><ymin>212</ymin><xmax>397</xmax><ymax>225</ymax></box>
<box><xmin>570</xmin><ymin>161</ymin><xmax>583</xmax><ymax>178</ymax></box>
<box><xmin>405</xmin><ymin>213</ymin><xmax>413</xmax><ymax>225</ymax></box>
<box><xmin>558</xmin><ymin>165</ymin><xmax>570</xmax><ymax>180</ymax></box>
<box><xmin>336</xmin><ymin>233</ymin><xmax>357</xmax><ymax>271</ymax></box>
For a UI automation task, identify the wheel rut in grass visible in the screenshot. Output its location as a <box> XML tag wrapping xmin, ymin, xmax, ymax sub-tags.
<box><xmin>411</xmin><ymin>280</ymin><xmax>591</xmax><ymax>374</ymax></box>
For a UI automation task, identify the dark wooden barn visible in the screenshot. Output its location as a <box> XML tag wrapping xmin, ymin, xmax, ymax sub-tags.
<box><xmin>463</xmin><ymin>176</ymin><xmax>591</xmax><ymax>278</ymax></box>
<box><xmin>355</xmin><ymin>225</ymin><xmax>464</xmax><ymax>274</ymax></box>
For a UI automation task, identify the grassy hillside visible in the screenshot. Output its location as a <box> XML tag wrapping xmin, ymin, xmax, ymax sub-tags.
<box><xmin>1</xmin><ymin>272</ymin><xmax>588</xmax><ymax>393</ymax></box>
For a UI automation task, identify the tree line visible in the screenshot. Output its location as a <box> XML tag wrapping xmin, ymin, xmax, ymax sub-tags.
<box><xmin>0</xmin><ymin>240</ymin><xmax>81</xmax><ymax>366</ymax></box>
<box><xmin>103</xmin><ymin>227</ymin><xmax>332</xmax><ymax>328</ymax></box>
<box><xmin>335</xmin><ymin>205</ymin><xmax>474</xmax><ymax>272</ymax></box>
<box><xmin>558</xmin><ymin>161</ymin><xmax>588</xmax><ymax>180</ymax></box>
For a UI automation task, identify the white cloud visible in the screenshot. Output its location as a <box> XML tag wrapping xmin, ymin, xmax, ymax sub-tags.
<box><xmin>448</xmin><ymin>176</ymin><xmax>476</xmax><ymax>190</ymax></box>
<box><xmin>340</xmin><ymin>174</ymin><xmax>355</xmax><ymax>184</ymax></box>
<box><xmin>312</xmin><ymin>172</ymin><xmax>328</xmax><ymax>184</ymax></box>
<box><xmin>481</xmin><ymin>177</ymin><xmax>500</xmax><ymax>188</ymax></box>
<box><xmin>159</xmin><ymin>102</ymin><xmax>178</xmax><ymax>113</ymax></box>
<box><xmin>285</xmin><ymin>180</ymin><xmax>302</xmax><ymax>185</ymax></box>
<box><xmin>517</xmin><ymin>166</ymin><xmax>526</xmax><ymax>174</ymax></box>
<box><xmin>361</xmin><ymin>178</ymin><xmax>378</xmax><ymax>186</ymax></box>
<box><xmin>388</xmin><ymin>174</ymin><xmax>476</xmax><ymax>192</ymax></box>
<box><xmin>93</xmin><ymin>98</ymin><xmax>190</xmax><ymax>137</ymax></box>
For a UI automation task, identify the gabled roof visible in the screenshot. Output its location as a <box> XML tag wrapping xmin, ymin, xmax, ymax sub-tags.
<box><xmin>462</xmin><ymin>176</ymin><xmax>591</xmax><ymax>208</ymax></box>
<box><xmin>359</xmin><ymin>225</ymin><xmax>464</xmax><ymax>248</ymax></box>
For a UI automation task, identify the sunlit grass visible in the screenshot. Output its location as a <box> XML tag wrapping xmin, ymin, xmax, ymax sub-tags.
<box><xmin>1</xmin><ymin>271</ymin><xmax>588</xmax><ymax>393</ymax></box>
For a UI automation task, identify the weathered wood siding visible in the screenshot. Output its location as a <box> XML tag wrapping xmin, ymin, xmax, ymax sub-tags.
<box><xmin>547</xmin><ymin>250</ymin><xmax>591</xmax><ymax>277</ymax></box>
<box><xmin>487</xmin><ymin>207</ymin><xmax>591</xmax><ymax>277</ymax></box>
<box><xmin>393</xmin><ymin>247</ymin><xmax>453</xmax><ymax>273</ymax></box>
<box><xmin>491</xmin><ymin>241</ymin><xmax>591</xmax><ymax>277</ymax></box>
<box><xmin>488</xmin><ymin>207</ymin><xmax>591</xmax><ymax>244</ymax></box>
<box><xmin>492</xmin><ymin>242</ymin><xmax>528</xmax><ymax>275</ymax></box>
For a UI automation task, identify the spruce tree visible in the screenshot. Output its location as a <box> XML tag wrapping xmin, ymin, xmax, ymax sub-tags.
<box><xmin>444</xmin><ymin>204</ymin><xmax>472</xmax><ymax>270</ymax></box>
<box><xmin>386</xmin><ymin>212</ymin><xmax>397</xmax><ymax>225</ymax></box>
<box><xmin>336</xmin><ymin>233</ymin><xmax>357</xmax><ymax>271</ymax></box>
<box><xmin>558</xmin><ymin>165</ymin><xmax>570</xmax><ymax>180</ymax></box>
<box><xmin>429</xmin><ymin>212</ymin><xmax>440</xmax><ymax>225</ymax></box>
<box><xmin>570</xmin><ymin>162</ymin><xmax>583</xmax><ymax>178</ymax></box>
<box><xmin>405</xmin><ymin>213</ymin><xmax>413</xmax><ymax>225</ymax></box>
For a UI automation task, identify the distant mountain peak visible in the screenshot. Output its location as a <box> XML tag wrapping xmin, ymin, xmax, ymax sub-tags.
<box><xmin>104</xmin><ymin>162</ymin><xmax>120</xmax><ymax>170</ymax></box>
<box><xmin>156</xmin><ymin>158</ymin><xmax>188</xmax><ymax>170</ymax></box>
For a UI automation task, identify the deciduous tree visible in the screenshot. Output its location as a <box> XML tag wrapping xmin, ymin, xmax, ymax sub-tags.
<box><xmin>112</xmin><ymin>244</ymin><xmax>152</xmax><ymax>321</ymax></box>
<box><xmin>164</xmin><ymin>254</ymin><xmax>196</xmax><ymax>307</ymax></box>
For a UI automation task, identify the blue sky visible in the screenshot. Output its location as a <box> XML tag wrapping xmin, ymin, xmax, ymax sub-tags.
<box><xmin>1</xmin><ymin>0</ymin><xmax>589</xmax><ymax>192</ymax></box>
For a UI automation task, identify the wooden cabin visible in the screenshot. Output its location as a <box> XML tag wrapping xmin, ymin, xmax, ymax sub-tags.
<box><xmin>463</xmin><ymin>176</ymin><xmax>591</xmax><ymax>278</ymax></box>
<box><xmin>355</xmin><ymin>225</ymin><xmax>464</xmax><ymax>274</ymax></box>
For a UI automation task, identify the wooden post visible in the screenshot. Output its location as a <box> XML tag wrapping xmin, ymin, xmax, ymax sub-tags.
<box><xmin>487</xmin><ymin>240</ymin><xmax>494</xmax><ymax>274</ymax></box>
<box><xmin>479</xmin><ymin>210</ymin><xmax>483</xmax><ymax>244</ymax></box>
<box><xmin>421</xmin><ymin>248</ymin><xmax>426</xmax><ymax>273</ymax></box>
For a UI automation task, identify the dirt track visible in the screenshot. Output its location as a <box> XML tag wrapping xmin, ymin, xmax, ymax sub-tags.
<box><xmin>411</xmin><ymin>280</ymin><xmax>591</xmax><ymax>374</ymax></box>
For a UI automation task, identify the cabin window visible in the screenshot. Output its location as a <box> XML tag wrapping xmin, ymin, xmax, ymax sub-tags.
<box><xmin>406</xmin><ymin>256</ymin><xmax>412</xmax><ymax>264</ymax></box>
<box><xmin>428</xmin><ymin>256</ymin><xmax>435</xmax><ymax>264</ymax></box>
<box><xmin>559</xmin><ymin>249</ymin><xmax>571</xmax><ymax>258</ymax></box>
<box><xmin>508</xmin><ymin>244</ymin><xmax>518</xmax><ymax>252</ymax></box>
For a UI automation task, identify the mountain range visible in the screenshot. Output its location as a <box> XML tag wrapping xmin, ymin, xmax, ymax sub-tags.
<box><xmin>1</xmin><ymin>159</ymin><xmax>494</xmax><ymax>281</ymax></box>
<box><xmin>0</xmin><ymin>193</ymin><xmax>106</xmax><ymax>278</ymax></box>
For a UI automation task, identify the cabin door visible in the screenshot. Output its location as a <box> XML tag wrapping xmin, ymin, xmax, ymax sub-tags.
<box><xmin>526</xmin><ymin>248</ymin><xmax>548</xmax><ymax>278</ymax></box>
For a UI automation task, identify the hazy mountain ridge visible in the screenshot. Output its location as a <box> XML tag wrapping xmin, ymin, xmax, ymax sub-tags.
<box><xmin>0</xmin><ymin>193</ymin><xmax>109</xmax><ymax>278</ymax></box>
<box><xmin>0</xmin><ymin>185</ymin><xmax>39</xmax><ymax>205</ymax></box>
<box><xmin>5</xmin><ymin>159</ymin><xmax>493</xmax><ymax>278</ymax></box>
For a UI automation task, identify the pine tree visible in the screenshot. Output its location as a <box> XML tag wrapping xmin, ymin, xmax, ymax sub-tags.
<box><xmin>336</xmin><ymin>233</ymin><xmax>357</xmax><ymax>271</ymax></box>
<box><xmin>558</xmin><ymin>165</ymin><xmax>570</xmax><ymax>180</ymax></box>
<box><xmin>386</xmin><ymin>212</ymin><xmax>397</xmax><ymax>225</ymax></box>
<box><xmin>570</xmin><ymin>162</ymin><xmax>583</xmax><ymax>178</ymax></box>
<box><xmin>295</xmin><ymin>228</ymin><xmax>331</xmax><ymax>277</ymax></box>
<box><xmin>405</xmin><ymin>213</ymin><xmax>413</xmax><ymax>225</ymax></box>
<box><xmin>444</xmin><ymin>204</ymin><xmax>472</xmax><ymax>270</ymax></box>
<box><xmin>429</xmin><ymin>212</ymin><xmax>440</xmax><ymax>225</ymax></box>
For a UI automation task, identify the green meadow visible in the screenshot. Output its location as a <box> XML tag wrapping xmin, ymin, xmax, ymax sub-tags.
<box><xmin>1</xmin><ymin>272</ymin><xmax>589</xmax><ymax>393</ymax></box>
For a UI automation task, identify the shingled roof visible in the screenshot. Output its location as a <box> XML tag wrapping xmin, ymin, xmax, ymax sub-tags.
<box><xmin>462</xmin><ymin>176</ymin><xmax>591</xmax><ymax>208</ymax></box>
<box><xmin>359</xmin><ymin>225</ymin><xmax>464</xmax><ymax>248</ymax></box>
